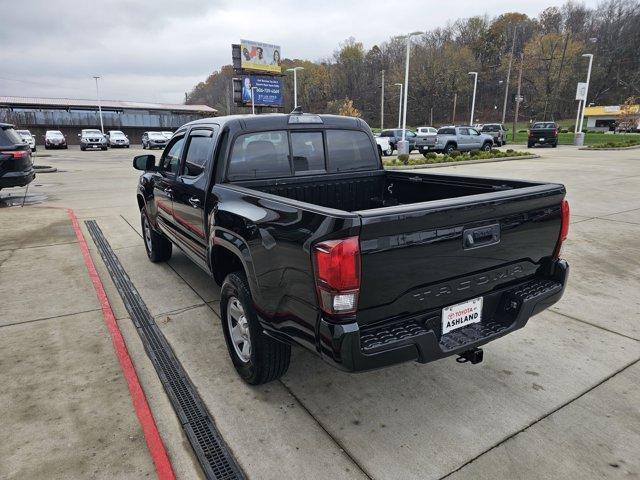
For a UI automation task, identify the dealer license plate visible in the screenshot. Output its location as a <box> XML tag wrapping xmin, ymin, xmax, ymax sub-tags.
<box><xmin>539</xmin><ymin>137</ymin><xmax>545</xmax><ymax>141</ymax></box>
<box><xmin>442</xmin><ymin>297</ymin><xmax>483</xmax><ymax>335</ymax></box>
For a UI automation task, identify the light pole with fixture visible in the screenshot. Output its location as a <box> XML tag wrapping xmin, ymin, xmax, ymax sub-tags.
<box><xmin>251</xmin><ymin>87</ymin><xmax>257</xmax><ymax>115</ymax></box>
<box><xmin>394</xmin><ymin>83</ymin><xmax>403</xmax><ymax>129</ymax></box>
<box><xmin>286</xmin><ymin>67</ymin><xmax>304</xmax><ymax>109</ymax></box>
<box><xmin>398</xmin><ymin>31</ymin><xmax>423</xmax><ymax>155</ymax></box>
<box><xmin>93</xmin><ymin>75</ymin><xmax>104</xmax><ymax>134</ymax></box>
<box><xmin>468</xmin><ymin>71</ymin><xmax>478</xmax><ymax>126</ymax></box>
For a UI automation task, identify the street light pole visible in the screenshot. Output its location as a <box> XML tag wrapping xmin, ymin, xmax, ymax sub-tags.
<box><xmin>399</xmin><ymin>31</ymin><xmax>422</xmax><ymax>154</ymax></box>
<box><xmin>93</xmin><ymin>75</ymin><xmax>104</xmax><ymax>134</ymax></box>
<box><xmin>251</xmin><ymin>87</ymin><xmax>257</xmax><ymax>115</ymax></box>
<box><xmin>394</xmin><ymin>83</ymin><xmax>403</xmax><ymax>129</ymax></box>
<box><xmin>578</xmin><ymin>54</ymin><xmax>593</xmax><ymax>133</ymax></box>
<box><xmin>468</xmin><ymin>71</ymin><xmax>478</xmax><ymax>126</ymax></box>
<box><xmin>380</xmin><ymin>70</ymin><xmax>385</xmax><ymax>131</ymax></box>
<box><xmin>286</xmin><ymin>67</ymin><xmax>304</xmax><ymax>109</ymax></box>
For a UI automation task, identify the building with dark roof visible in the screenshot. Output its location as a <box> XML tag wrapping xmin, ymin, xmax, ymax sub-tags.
<box><xmin>0</xmin><ymin>96</ymin><xmax>216</xmax><ymax>145</ymax></box>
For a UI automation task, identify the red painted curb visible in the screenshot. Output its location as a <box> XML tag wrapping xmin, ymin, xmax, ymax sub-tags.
<box><xmin>67</xmin><ymin>209</ymin><xmax>176</xmax><ymax>480</ymax></box>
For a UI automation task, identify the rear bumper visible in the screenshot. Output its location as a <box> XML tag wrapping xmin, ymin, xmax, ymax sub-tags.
<box><xmin>530</xmin><ymin>137</ymin><xmax>557</xmax><ymax>144</ymax></box>
<box><xmin>318</xmin><ymin>259</ymin><xmax>569</xmax><ymax>372</ymax></box>
<box><xmin>0</xmin><ymin>168</ymin><xmax>35</xmax><ymax>188</ymax></box>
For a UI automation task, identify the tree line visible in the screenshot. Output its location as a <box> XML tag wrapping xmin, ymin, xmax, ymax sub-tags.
<box><xmin>186</xmin><ymin>0</ymin><xmax>640</xmax><ymax>128</ymax></box>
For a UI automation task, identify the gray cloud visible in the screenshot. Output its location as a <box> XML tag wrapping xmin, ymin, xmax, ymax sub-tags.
<box><xmin>0</xmin><ymin>0</ymin><xmax>600</xmax><ymax>103</ymax></box>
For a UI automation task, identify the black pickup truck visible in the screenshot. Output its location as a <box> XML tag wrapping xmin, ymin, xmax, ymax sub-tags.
<box><xmin>528</xmin><ymin>122</ymin><xmax>559</xmax><ymax>148</ymax></box>
<box><xmin>133</xmin><ymin>112</ymin><xmax>570</xmax><ymax>385</ymax></box>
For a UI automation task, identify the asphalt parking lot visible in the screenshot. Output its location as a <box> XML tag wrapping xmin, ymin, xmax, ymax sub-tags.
<box><xmin>1</xmin><ymin>145</ymin><xmax>639</xmax><ymax>479</ymax></box>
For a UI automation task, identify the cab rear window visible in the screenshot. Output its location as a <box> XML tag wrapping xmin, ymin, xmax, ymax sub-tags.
<box><xmin>326</xmin><ymin>130</ymin><xmax>377</xmax><ymax>173</ymax></box>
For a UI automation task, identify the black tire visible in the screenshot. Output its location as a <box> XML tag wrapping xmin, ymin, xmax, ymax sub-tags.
<box><xmin>141</xmin><ymin>208</ymin><xmax>172</xmax><ymax>262</ymax></box>
<box><xmin>527</xmin><ymin>142</ymin><xmax>534</xmax><ymax>148</ymax></box>
<box><xmin>444</xmin><ymin>143</ymin><xmax>456</xmax><ymax>154</ymax></box>
<box><xmin>384</xmin><ymin>146</ymin><xmax>392</xmax><ymax>156</ymax></box>
<box><xmin>552</xmin><ymin>142</ymin><xmax>558</xmax><ymax>148</ymax></box>
<box><xmin>81</xmin><ymin>147</ymin><xmax>86</xmax><ymax>151</ymax></box>
<box><xmin>142</xmin><ymin>143</ymin><xmax>147</xmax><ymax>150</ymax></box>
<box><xmin>220</xmin><ymin>272</ymin><xmax>291</xmax><ymax>385</ymax></box>
<box><xmin>482</xmin><ymin>142</ymin><xmax>492</xmax><ymax>152</ymax></box>
<box><xmin>45</xmin><ymin>145</ymin><xmax>50</xmax><ymax>150</ymax></box>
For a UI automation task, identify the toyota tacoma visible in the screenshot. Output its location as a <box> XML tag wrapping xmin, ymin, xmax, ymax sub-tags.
<box><xmin>133</xmin><ymin>112</ymin><xmax>570</xmax><ymax>385</ymax></box>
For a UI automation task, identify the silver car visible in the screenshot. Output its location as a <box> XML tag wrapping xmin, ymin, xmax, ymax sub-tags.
<box><xmin>16</xmin><ymin>129</ymin><xmax>36</xmax><ymax>152</ymax></box>
<box><xmin>106</xmin><ymin>130</ymin><xmax>130</xmax><ymax>148</ymax></box>
<box><xmin>79</xmin><ymin>129</ymin><xmax>107</xmax><ymax>151</ymax></box>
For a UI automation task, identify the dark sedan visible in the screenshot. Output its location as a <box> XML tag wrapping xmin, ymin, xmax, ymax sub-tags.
<box><xmin>0</xmin><ymin>123</ymin><xmax>35</xmax><ymax>190</ymax></box>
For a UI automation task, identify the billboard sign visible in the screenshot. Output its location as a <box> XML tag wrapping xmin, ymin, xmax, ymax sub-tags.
<box><xmin>241</xmin><ymin>75</ymin><xmax>283</xmax><ymax>107</ymax></box>
<box><xmin>240</xmin><ymin>39</ymin><xmax>282</xmax><ymax>73</ymax></box>
<box><xmin>575</xmin><ymin>82</ymin><xmax>588</xmax><ymax>101</ymax></box>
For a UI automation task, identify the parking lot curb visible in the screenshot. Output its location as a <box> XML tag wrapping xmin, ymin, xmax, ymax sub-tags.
<box><xmin>385</xmin><ymin>154</ymin><xmax>540</xmax><ymax>170</ymax></box>
<box><xmin>66</xmin><ymin>209</ymin><xmax>176</xmax><ymax>480</ymax></box>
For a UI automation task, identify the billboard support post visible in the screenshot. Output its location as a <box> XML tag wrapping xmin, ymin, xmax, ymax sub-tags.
<box><xmin>286</xmin><ymin>67</ymin><xmax>304</xmax><ymax>109</ymax></box>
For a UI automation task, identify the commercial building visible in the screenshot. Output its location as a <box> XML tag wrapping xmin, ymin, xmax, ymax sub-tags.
<box><xmin>583</xmin><ymin>104</ymin><xmax>640</xmax><ymax>132</ymax></box>
<box><xmin>0</xmin><ymin>96</ymin><xmax>216</xmax><ymax>145</ymax></box>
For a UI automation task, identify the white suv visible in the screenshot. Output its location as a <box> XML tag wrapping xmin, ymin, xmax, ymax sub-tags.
<box><xmin>16</xmin><ymin>130</ymin><xmax>36</xmax><ymax>152</ymax></box>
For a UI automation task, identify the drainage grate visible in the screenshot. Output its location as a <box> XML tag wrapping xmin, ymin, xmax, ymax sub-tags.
<box><xmin>85</xmin><ymin>220</ymin><xmax>244</xmax><ymax>480</ymax></box>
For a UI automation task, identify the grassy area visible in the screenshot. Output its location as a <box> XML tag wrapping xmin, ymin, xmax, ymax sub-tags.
<box><xmin>383</xmin><ymin>149</ymin><xmax>530</xmax><ymax>167</ymax></box>
<box><xmin>586</xmin><ymin>137</ymin><xmax>640</xmax><ymax>149</ymax></box>
<box><xmin>507</xmin><ymin>131</ymin><xmax>640</xmax><ymax>145</ymax></box>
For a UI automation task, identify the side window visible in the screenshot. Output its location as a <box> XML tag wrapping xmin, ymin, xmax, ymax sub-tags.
<box><xmin>227</xmin><ymin>130</ymin><xmax>291</xmax><ymax>180</ymax></box>
<box><xmin>326</xmin><ymin>130</ymin><xmax>378</xmax><ymax>173</ymax></box>
<box><xmin>181</xmin><ymin>128</ymin><xmax>217</xmax><ymax>177</ymax></box>
<box><xmin>291</xmin><ymin>132</ymin><xmax>325</xmax><ymax>175</ymax></box>
<box><xmin>406</xmin><ymin>131</ymin><xmax>416</xmax><ymax>138</ymax></box>
<box><xmin>459</xmin><ymin>128</ymin><xmax>469</xmax><ymax>135</ymax></box>
<box><xmin>469</xmin><ymin>128</ymin><xmax>479</xmax><ymax>135</ymax></box>
<box><xmin>161</xmin><ymin>135</ymin><xmax>185</xmax><ymax>174</ymax></box>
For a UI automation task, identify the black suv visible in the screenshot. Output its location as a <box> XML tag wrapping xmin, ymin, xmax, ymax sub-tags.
<box><xmin>0</xmin><ymin>123</ymin><xmax>34</xmax><ymax>190</ymax></box>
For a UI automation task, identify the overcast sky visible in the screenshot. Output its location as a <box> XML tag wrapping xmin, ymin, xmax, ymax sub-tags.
<box><xmin>0</xmin><ymin>0</ymin><xmax>599</xmax><ymax>105</ymax></box>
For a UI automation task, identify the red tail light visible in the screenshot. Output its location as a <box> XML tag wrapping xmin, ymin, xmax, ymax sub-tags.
<box><xmin>2</xmin><ymin>150</ymin><xmax>28</xmax><ymax>159</ymax></box>
<box><xmin>553</xmin><ymin>199</ymin><xmax>570</xmax><ymax>259</ymax></box>
<box><xmin>553</xmin><ymin>128</ymin><xmax>558</xmax><ymax>137</ymax></box>
<box><xmin>312</xmin><ymin>236</ymin><xmax>360</xmax><ymax>315</ymax></box>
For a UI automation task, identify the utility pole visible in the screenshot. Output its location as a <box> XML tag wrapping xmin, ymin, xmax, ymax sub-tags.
<box><xmin>430</xmin><ymin>106</ymin><xmax>433</xmax><ymax>126</ymax></box>
<box><xmin>93</xmin><ymin>76</ymin><xmax>104</xmax><ymax>134</ymax></box>
<box><xmin>452</xmin><ymin>92</ymin><xmax>457</xmax><ymax>124</ymax></box>
<box><xmin>502</xmin><ymin>26</ymin><xmax>517</xmax><ymax>124</ymax></box>
<box><xmin>512</xmin><ymin>52</ymin><xmax>524</xmax><ymax>142</ymax></box>
<box><xmin>380</xmin><ymin>70</ymin><xmax>385</xmax><ymax>131</ymax></box>
<box><xmin>226</xmin><ymin>81</ymin><xmax>231</xmax><ymax>115</ymax></box>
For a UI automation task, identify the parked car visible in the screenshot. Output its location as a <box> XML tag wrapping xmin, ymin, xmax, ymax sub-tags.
<box><xmin>16</xmin><ymin>129</ymin><xmax>36</xmax><ymax>152</ymax></box>
<box><xmin>374</xmin><ymin>135</ymin><xmax>393</xmax><ymax>156</ymax></box>
<box><xmin>425</xmin><ymin>126</ymin><xmax>493</xmax><ymax>155</ymax></box>
<box><xmin>106</xmin><ymin>130</ymin><xmax>130</xmax><ymax>148</ymax></box>
<box><xmin>379</xmin><ymin>128</ymin><xmax>428</xmax><ymax>153</ymax></box>
<box><xmin>44</xmin><ymin>130</ymin><xmax>67</xmax><ymax>149</ymax></box>
<box><xmin>480</xmin><ymin>123</ymin><xmax>508</xmax><ymax>146</ymax></box>
<box><xmin>416</xmin><ymin>126</ymin><xmax>438</xmax><ymax>137</ymax></box>
<box><xmin>132</xmin><ymin>112</ymin><xmax>570</xmax><ymax>385</ymax></box>
<box><xmin>79</xmin><ymin>129</ymin><xmax>107</xmax><ymax>151</ymax></box>
<box><xmin>142</xmin><ymin>132</ymin><xmax>169</xmax><ymax>149</ymax></box>
<box><xmin>528</xmin><ymin>122</ymin><xmax>559</xmax><ymax>148</ymax></box>
<box><xmin>0</xmin><ymin>123</ymin><xmax>35</xmax><ymax>190</ymax></box>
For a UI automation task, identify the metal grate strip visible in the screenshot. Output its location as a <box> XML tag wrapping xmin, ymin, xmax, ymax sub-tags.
<box><xmin>85</xmin><ymin>220</ymin><xmax>244</xmax><ymax>480</ymax></box>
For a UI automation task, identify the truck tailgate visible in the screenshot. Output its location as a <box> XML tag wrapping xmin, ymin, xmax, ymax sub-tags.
<box><xmin>355</xmin><ymin>184</ymin><xmax>565</xmax><ymax>326</ymax></box>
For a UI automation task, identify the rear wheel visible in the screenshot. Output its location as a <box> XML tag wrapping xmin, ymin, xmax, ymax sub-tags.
<box><xmin>481</xmin><ymin>142</ymin><xmax>492</xmax><ymax>152</ymax></box>
<box><xmin>141</xmin><ymin>208</ymin><xmax>172</xmax><ymax>262</ymax></box>
<box><xmin>384</xmin><ymin>146</ymin><xmax>392</xmax><ymax>156</ymax></box>
<box><xmin>444</xmin><ymin>143</ymin><xmax>456</xmax><ymax>154</ymax></box>
<box><xmin>552</xmin><ymin>142</ymin><xmax>558</xmax><ymax>148</ymax></box>
<box><xmin>527</xmin><ymin>142</ymin><xmax>534</xmax><ymax>148</ymax></box>
<box><xmin>221</xmin><ymin>272</ymin><xmax>291</xmax><ymax>385</ymax></box>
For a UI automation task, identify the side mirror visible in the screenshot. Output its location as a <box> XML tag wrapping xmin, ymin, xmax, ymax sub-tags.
<box><xmin>133</xmin><ymin>154</ymin><xmax>156</xmax><ymax>171</ymax></box>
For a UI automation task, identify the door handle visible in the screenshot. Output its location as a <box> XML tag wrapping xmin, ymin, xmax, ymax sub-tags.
<box><xmin>188</xmin><ymin>197</ymin><xmax>201</xmax><ymax>208</ymax></box>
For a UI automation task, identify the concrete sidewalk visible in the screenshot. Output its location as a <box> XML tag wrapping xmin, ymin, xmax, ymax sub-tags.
<box><xmin>1</xmin><ymin>145</ymin><xmax>639</xmax><ymax>479</ymax></box>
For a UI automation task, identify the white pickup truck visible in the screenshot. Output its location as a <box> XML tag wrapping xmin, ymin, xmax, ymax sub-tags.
<box><xmin>374</xmin><ymin>135</ymin><xmax>393</xmax><ymax>156</ymax></box>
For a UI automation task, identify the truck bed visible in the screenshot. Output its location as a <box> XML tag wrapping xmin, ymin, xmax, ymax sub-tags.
<box><xmin>234</xmin><ymin>170</ymin><xmax>538</xmax><ymax>213</ymax></box>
